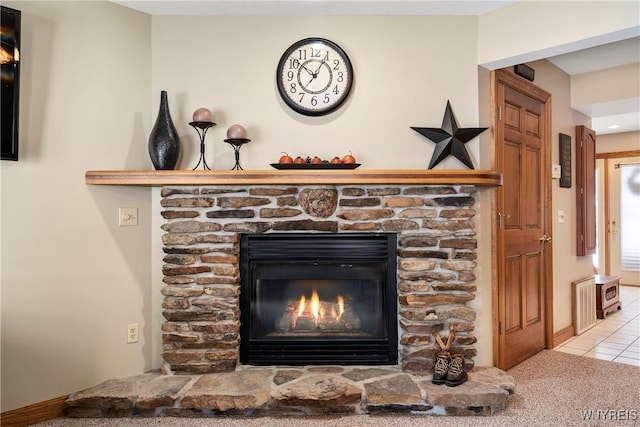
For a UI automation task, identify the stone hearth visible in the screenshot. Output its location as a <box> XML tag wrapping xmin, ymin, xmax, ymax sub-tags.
<box><xmin>66</xmin><ymin>365</ymin><xmax>515</xmax><ymax>417</ymax></box>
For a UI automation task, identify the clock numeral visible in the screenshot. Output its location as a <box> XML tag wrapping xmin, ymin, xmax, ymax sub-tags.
<box><xmin>332</xmin><ymin>85</ymin><xmax>340</xmax><ymax>95</ymax></box>
<box><xmin>287</xmin><ymin>70</ymin><xmax>294</xmax><ymax>81</ymax></box>
<box><xmin>336</xmin><ymin>72</ymin><xmax>344</xmax><ymax>83</ymax></box>
<box><xmin>298</xmin><ymin>92</ymin><xmax>305</xmax><ymax>103</ymax></box>
<box><xmin>333</xmin><ymin>59</ymin><xmax>341</xmax><ymax>70</ymax></box>
<box><xmin>289</xmin><ymin>83</ymin><xmax>297</xmax><ymax>93</ymax></box>
<box><xmin>311</xmin><ymin>47</ymin><xmax>322</xmax><ymax>58</ymax></box>
<box><xmin>288</xmin><ymin>59</ymin><xmax>300</xmax><ymax>69</ymax></box>
<box><xmin>297</xmin><ymin>49</ymin><xmax>307</xmax><ymax>61</ymax></box>
<box><xmin>323</xmin><ymin>94</ymin><xmax>331</xmax><ymax>104</ymax></box>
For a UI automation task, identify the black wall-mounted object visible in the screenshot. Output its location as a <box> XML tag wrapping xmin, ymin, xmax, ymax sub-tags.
<box><xmin>411</xmin><ymin>100</ymin><xmax>488</xmax><ymax>170</ymax></box>
<box><xmin>1</xmin><ymin>6</ymin><xmax>21</xmax><ymax>161</ymax></box>
<box><xmin>559</xmin><ymin>133</ymin><xmax>572</xmax><ymax>188</ymax></box>
<box><xmin>514</xmin><ymin>64</ymin><xmax>535</xmax><ymax>82</ymax></box>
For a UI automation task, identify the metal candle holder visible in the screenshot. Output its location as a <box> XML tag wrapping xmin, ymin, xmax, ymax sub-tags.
<box><xmin>189</xmin><ymin>121</ymin><xmax>216</xmax><ymax>170</ymax></box>
<box><xmin>224</xmin><ymin>138</ymin><xmax>251</xmax><ymax>170</ymax></box>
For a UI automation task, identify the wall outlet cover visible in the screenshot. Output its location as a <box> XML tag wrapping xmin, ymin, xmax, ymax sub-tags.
<box><xmin>127</xmin><ymin>323</ymin><xmax>139</xmax><ymax>344</ymax></box>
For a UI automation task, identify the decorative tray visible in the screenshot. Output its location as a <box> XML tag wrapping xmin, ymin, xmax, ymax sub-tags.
<box><xmin>270</xmin><ymin>163</ymin><xmax>361</xmax><ymax>170</ymax></box>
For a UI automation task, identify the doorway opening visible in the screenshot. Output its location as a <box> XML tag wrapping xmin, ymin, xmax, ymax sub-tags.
<box><xmin>594</xmin><ymin>152</ymin><xmax>640</xmax><ymax>285</ymax></box>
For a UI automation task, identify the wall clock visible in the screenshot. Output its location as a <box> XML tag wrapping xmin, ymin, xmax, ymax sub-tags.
<box><xmin>276</xmin><ymin>37</ymin><xmax>353</xmax><ymax>116</ymax></box>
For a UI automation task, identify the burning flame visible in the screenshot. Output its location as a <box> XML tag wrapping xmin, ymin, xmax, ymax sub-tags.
<box><xmin>311</xmin><ymin>289</ymin><xmax>320</xmax><ymax>325</ymax></box>
<box><xmin>297</xmin><ymin>295</ymin><xmax>306</xmax><ymax>317</ymax></box>
<box><xmin>291</xmin><ymin>288</ymin><xmax>345</xmax><ymax>328</ymax></box>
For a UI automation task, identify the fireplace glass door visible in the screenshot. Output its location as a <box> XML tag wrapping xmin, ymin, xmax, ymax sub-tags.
<box><xmin>240</xmin><ymin>233</ymin><xmax>397</xmax><ymax>365</ymax></box>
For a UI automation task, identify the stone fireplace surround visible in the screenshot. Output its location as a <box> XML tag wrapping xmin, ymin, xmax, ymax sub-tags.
<box><xmin>71</xmin><ymin>169</ymin><xmax>514</xmax><ymax>417</ymax></box>
<box><xmin>160</xmin><ymin>183</ymin><xmax>480</xmax><ymax>374</ymax></box>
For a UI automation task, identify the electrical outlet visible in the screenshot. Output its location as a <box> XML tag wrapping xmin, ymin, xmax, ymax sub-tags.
<box><xmin>119</xmin><ymin>208</ymin><xmax>138</xmax><ymax>226</ymax></box>
<box><xmin>127</xmin><ymin>323</ymin><xmax>139</xmax><ymax>344</ymax></box>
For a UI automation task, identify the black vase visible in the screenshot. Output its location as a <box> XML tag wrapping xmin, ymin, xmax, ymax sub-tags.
<box><xmin>148</xmin><ymin>90</ymin><xmax>180</xmax><ymax>170</ymax></box>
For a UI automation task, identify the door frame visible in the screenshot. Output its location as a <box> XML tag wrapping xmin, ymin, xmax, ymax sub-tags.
<box><xmin>596</xmin><ymin>150</ymin><xmax>640</xmax><ymax>276</ymax></box>
<box><xmin>490</xmin><ymin>69</ymin><xmax>554</xmax><ymax>369</ymax></box>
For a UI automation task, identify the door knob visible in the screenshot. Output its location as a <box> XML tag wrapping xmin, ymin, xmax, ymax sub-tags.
<box><xmin>538</xmin><ymin>235</ymin><xmax>552</xmax><ymax>243</ymax></box>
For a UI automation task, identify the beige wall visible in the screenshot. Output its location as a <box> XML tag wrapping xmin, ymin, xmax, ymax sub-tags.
<box><xmin>597</xmin><ymin>131</ymin><xmax>640</xmax><ymax>153</ymax></box>
<box><xmin>1</xmin><ymin>0</ymin><xmax>636</xmax><ymax>412</ymax></box>
<box><xmin>149</xmin><ymin>15</ymin><xmax>483</xmax><ymax>170</ymax></box>
<box><xmin>1</xmin><ymin>1</ymin><xmax>152</xmax><ymax>411</ymax></box>
<box><xmin>571</xmin><ymin>63</ymin><xmax>640</xmax><ymax>110</ymax></box>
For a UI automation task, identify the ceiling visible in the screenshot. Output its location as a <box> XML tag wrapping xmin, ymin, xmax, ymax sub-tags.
<box><xmin>111</xmin><ymin>0</ymin><xmax>639</xmax><ymax>135</ymax></box>
<box><xmin>547</xmin><ymin>37</ymin><xmax>640</xmax><ymax>135</ymax></box>
<box><xmin>110</xmin><ymin>0</ymin><xmax>522</xmax><ymax>16</ymax></box>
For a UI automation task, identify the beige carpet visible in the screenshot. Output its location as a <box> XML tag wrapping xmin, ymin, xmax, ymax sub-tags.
<box><xmin>34</xmin><ymin>350</ymin><xmax>640</xmax><ymax>426</ymax></box>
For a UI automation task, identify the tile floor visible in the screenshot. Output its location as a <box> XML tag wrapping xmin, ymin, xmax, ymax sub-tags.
<box><xmin>554</xmin><ymin>285</ymin><xmax>640</xmax><ymax>366</ymax></box>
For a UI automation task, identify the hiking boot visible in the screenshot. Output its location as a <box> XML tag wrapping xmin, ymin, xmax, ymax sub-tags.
<box><xmin>445</xmin><ymin>354</ymin><xmax>468</xmax><ymax>387</ymax></box>
<box><xmin>432</xmin><ymin>352</ymin><xmax>451</xmax><ymax>385</ymax></box>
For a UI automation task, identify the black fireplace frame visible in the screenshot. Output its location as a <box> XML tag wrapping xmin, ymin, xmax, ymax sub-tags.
<box><xmin>239</xmin><ymin>232</ymin><xmax>398</xmax><ymax>366</ymax></box>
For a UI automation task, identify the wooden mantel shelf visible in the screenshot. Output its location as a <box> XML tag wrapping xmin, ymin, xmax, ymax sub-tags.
<box><xmin>85</xmin><ymin>169</ymin><xmax>502</xmax><ymax>187</ymax></box>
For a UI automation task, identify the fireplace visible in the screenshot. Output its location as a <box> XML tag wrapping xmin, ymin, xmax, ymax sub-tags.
<box><xmin>76</xmin><ymin>172</ymin><xmax>512</xmax><ymax>417</ymax></box>
<box><xmin>158</xmin><ymin>183</ymin><xmax>480</xmax><ymax>374</ymax></box>
<box><xmin>239</xmin><ymin>233</ymin><xmax>398</xmax><ymax>365</ymax></box>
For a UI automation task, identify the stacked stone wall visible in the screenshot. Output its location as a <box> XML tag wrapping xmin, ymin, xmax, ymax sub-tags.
<box><xmin>160</xmin><ymin>184</ymin><xmax>478</xmax><ymax>374</ymax></box>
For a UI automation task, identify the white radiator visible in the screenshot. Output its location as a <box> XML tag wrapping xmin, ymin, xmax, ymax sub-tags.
<box><xmin>572</xmin><ymin>276</ymin><xmax>597</xmax><ymax>335</ymax></box>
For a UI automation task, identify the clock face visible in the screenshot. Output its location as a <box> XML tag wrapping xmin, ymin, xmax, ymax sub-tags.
<box><xmin>276</xmin><ymin>38</ymin><xmax>353</xmax><ymax>116</ymax></box>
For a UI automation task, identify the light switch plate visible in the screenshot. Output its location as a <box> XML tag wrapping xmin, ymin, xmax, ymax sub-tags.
<box><xmin>551</xmin><ymin>164</ymin><xmax>562</xmax><ymax>179</ymax></box>
<box><xmin>119</xmin><ymin>207</ymin><xmax>138</xmax><ymax>226</ymax></box>
<box><xmin>558</xmin><ymin>210</ymin><xmax>566</xmax><ymax>224</ymax></box>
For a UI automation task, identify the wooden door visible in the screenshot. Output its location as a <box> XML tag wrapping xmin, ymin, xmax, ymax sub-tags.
<box><xmin>576</xmin><ymin>125</ymin><xmax>597</xmax><ymax>256</ymax></box>
<box><xmin>493</xmin><ymin>69</ymin><xmax>552</xmax><ymax>370</ymax></box>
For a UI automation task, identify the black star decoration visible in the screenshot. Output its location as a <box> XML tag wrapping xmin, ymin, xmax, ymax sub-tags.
<box><xmin>411</xmin><ymin>100</ymin><xmax>488</xmax><ymax>170</ymax></box>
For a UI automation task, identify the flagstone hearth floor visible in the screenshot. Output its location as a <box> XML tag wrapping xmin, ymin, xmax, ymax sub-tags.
<box><xmin>66</xmin><ymin>365</ymin><xmax>515</xmax><ymax>418</ymax></box>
